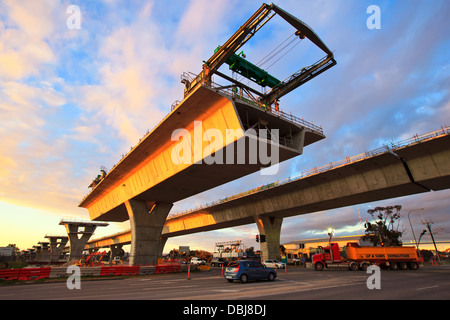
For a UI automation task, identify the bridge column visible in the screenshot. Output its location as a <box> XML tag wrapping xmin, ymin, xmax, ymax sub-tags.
<box><xmin>254</xmin><ymin>216</ymin><xmax>283</xmax><ymax>262</ymax></box>
<box><xmin>33</xmin><ymin>245</ymin><xmax>42</xmax><ymax>262</ymax></box>
<box><xmin>38</xmin><ymin>242</ymin><xmax>51</xmax><ymax>263</ymax></box>
<box><xmin>125</xmin><ymin>200</ymin><xmax>173</xmax><ymax>266</ymax></box>
<box><xmin>109</xmin><ymin>244</ymin><xmax>124</xmax><ymax>263</ymax></box>
<box><xmin>59</xmin><ymin>219</ymin><xmax>108</xmax><ymax>266</ymax></box>
<box><xmin>46</xmin><ymin>236</ymin><xmax>68</xmax><ymax>264</ymax></box>
<box><xmin>158</xmin><ymin>236</ymin><xmax>168</xmax><ymax>259</ymax></box>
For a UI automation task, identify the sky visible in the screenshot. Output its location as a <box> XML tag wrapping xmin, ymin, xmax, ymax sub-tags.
<box><xmin>0</xmin><ymin>0</ymin><xmax>449</xmax><ymax>254</ymax></box>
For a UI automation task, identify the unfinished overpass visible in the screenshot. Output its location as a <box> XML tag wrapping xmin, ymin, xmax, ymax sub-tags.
<box><xmin>79</xmin><ymin>3</ymin><xmax>336</xmax><ymax>265</ymax></box>
<box><xmin>85</xmin><ymin>127</ymin><xmax>450</xmax><ymax>261</ymax></box>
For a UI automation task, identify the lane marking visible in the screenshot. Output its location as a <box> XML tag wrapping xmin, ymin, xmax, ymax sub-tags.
<box><xmin>416</xmin><ymin>285</ymin><xmax>439</xmax><ymax>291</ymax></box>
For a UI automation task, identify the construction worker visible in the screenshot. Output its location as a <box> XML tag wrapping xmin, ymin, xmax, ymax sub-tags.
<box><xmin>274</xmin><ymin>99</ymin><xmax>280</xmax><ymax>113</ymax></box>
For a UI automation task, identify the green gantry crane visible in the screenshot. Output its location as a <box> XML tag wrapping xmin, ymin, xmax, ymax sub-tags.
<box><xmin>182</xmin><ymin>2</ymin><xmax>336</xmax><ymax>108</ymax></box>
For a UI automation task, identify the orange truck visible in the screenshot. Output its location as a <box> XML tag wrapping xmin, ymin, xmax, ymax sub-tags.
<box><xmin>313</xmin><ymin>242</ymin><xmax>421</xmax><ymax>271</ymax></box>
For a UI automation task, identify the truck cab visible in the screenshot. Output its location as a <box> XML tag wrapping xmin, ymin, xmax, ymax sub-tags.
<box><xmin>312</xmin><ymin>243</ymin><xmax>342</xmax><ymax>271</ymax></box>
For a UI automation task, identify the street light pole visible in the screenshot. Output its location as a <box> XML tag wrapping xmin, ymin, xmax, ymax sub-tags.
<box><xmin>425</xmin><ymin>222</ymin><xmax>441</xmax><ymax>263</ymax></box>
<box><xmin>408</xmin><ymin>208</ymin><xmax>423</xmax><ymax>249</ymax></box>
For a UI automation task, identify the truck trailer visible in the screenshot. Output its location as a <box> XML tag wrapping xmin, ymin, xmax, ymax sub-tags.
<box><xmin>313</xmin><ymin>242</ymin><xmax>421</xmax><ymax>271</ymax></box>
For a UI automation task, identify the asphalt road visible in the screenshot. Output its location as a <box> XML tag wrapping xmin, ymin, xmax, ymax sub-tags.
<box><xmin>1</xmin><ymin>264</ymin><xmax>449</xmax><ymax>301</ymax></box>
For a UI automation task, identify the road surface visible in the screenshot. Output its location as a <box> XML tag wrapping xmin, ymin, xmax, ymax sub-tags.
<box><xmin>1</xmin><ymin>265</ymin><xmax>449</xmax><ymax>301</ymax></box>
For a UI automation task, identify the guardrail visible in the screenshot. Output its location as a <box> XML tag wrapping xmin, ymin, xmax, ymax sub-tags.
<box><xmin>208</xmin><ymin>81</ymin><xmax>324</xmax><ymax>135</ymax></box>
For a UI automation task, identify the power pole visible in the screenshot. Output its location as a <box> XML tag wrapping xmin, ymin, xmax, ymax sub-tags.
<box><xmin>425</xmin><ymin>221</ymin><xmax>441</xmax><ymax>262</ymax></box>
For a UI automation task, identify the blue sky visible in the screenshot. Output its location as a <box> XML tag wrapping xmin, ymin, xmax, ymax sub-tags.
<box><xmin>0</xmin><ymin>0</ymin><xmax>449</xmax><ymax>253</ymax></box>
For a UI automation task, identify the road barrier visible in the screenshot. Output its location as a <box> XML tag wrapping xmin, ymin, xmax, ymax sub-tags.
<box><xmin>100</xmin><ymin>266</ymin><xmax>124</xmax><ymax>276</ymax></box>
<box><xmin>155</xmin><ymin>264</ymin><xmax>181</xmax><ymax>274</ymax></box>
<box><xmin>49</xmin><ymin>267</ymin><xmax>68</xmax><ymax>278</ymax></box>
<box><xmin>80</xmin><ymin>267</ymin><xmax>102</xmax><ymax>277</ymax></box>
<box><xmin>0</xmin><ymin>264</ymin><xmax>181</xmax><ymax>281</ymax></box>
<box><xmin>122</xmin><ymin>266</ymin><xmax>140</xmax><ymax>276</ymax></box>
<box><xmin>138</xmin><ymin>266</ymin><xmax>155</xmax><ymax>275</ymax></box>
<box><xmin>17</xmin><ymin>268</ymin><xmax>51</xmax><ymax>281</ymax></box>
<box><xmin>0</xmin><ymin>269</ymin><xmax>21</xmax><ymax>281</ymax></box>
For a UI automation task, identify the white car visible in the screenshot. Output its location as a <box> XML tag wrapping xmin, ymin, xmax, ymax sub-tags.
<box><xmin>263</xmin><ymin>260</ymin><xmax>285</xmax><ymax>269</ymax></box>
<box><xmin>190</xmin><ymin>257</ymin><xmax>206</xmax><ymax>265</ymax></box>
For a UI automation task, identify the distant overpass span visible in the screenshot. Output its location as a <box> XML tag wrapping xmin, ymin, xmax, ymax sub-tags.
<box><xmin>85</xmin><ymin>127</ymin><xmax>450</xmax><ymax>261</ymax></box>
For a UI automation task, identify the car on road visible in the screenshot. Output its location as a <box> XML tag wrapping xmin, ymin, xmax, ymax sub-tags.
<box><xmin>190</xmin><ymin>257</ymin><xmax>206</xmax><ymax>265</ymax></box>
<box><xmin>263</xmin><ymin>259</ymin><xmax>285</xmax><ymax>269</ymax></box>
<box><xmin>211</xmin><ymin>258</ymin><xmax>228</xmax><ymax>267</ymax></box>
<box><xmin>224</xmin><ymin>260</ymin><xmax>277</xmax><ymax>283</ymax></box>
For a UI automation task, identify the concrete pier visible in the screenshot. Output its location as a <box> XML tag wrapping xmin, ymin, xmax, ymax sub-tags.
<box><xmin>59</xmin><ymin>219</ymin><xmax>108</xmax><ymax>265</ymax></box>
<box><xmin>125</xmin><ymin>200</ymin><xmax>173</xmax><ymax>265</ymax></box>
<box><xmin>254</xmin><ymin>216</ymin><xmax>283</xmax><ymax>262</ymax></box>
<box><xmin>37</xmin><ymin>242</ymin><xmax>51</xmax><ymax>263</ymax></box>
<box><xmin>45</xmin><ymin>235</ymin><xmax>68</xmax><ymax>264</ymax></box>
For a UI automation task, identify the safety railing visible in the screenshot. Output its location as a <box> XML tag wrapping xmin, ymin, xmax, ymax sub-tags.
<box><xmin>207</xmin><ymin>80</ymin><xmax>324</xmax><ymax>135</ymax></box>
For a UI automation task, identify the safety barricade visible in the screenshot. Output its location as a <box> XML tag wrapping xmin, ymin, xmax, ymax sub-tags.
<box><xmin>49</xmin><ymin>267</ymin><xmax>68</xmax><ymax>278</ymax></box>
<box><xmin>155</xmin><ymin>264</ymin><xmax>181</xmax><ymax>274</ymax></box>
<box><xmin>138</xmin><ymin>265</ymin><xmax>155</xmax><ymax>275</ymax></box>
<box><xmin>18</xmin><ymin>268</ymin><xmax>51</xmax><ymax>281</ymax></box>
<box><xmin>121</xmin><ymin>266</ymin><xmax>140</xmax><ymax>276</ymax></box>
<box><xmin>100</xmin><ymin>266</ymin><xmax>124</xmax><ymax>276</ymax></box>
<box><xmin>99</xmin><ymin>266</ymin><xmax>140</xmax><ymax>276</ymax></box>
<box><xmin>80</xmin><ymin>266</ymin><xmax>102</xmax><ymax>277</ymax></box>
<box><xmin>0</xmin><ymin>269</ymin><xmax>21</xmax><ymax>281</ymax></box>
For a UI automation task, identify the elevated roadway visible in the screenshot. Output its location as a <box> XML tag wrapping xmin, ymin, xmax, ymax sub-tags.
<box><xmin>79</xmin><ymin>84</ymin><xmax>324</xmax><ymax>265</ymax></box>
<box><xmin>85</xmin><ymin>127</ymin><xmax>450</xmax><ymax>261</ymax></box>
<box><xmin>77</xmin><ymin>2</ymin><xmax>340</xmax><ymax>266</ymax></box>
<box><xmin>79</xmin><ymin>84</ymin><xmax>322</xmax><ymax>222</ymax></box>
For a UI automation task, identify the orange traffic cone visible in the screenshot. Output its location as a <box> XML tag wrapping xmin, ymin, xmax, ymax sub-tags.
<box><xmin>187</xmin><ymin>264</ymin><xmax>191</xmax><ymax>280</ymax></box>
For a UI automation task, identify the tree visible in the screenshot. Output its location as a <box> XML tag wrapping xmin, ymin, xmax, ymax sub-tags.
<box><xmin>361</xmin><ymin>205</ymin><xmax>403</xmax><ymax>246</ymax></box>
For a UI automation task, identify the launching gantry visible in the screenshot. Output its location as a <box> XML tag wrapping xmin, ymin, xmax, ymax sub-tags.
<box><xmin>181</xmin><ymin>2</ymin><xmax>336</xmax><ymax>108</ymax></box>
